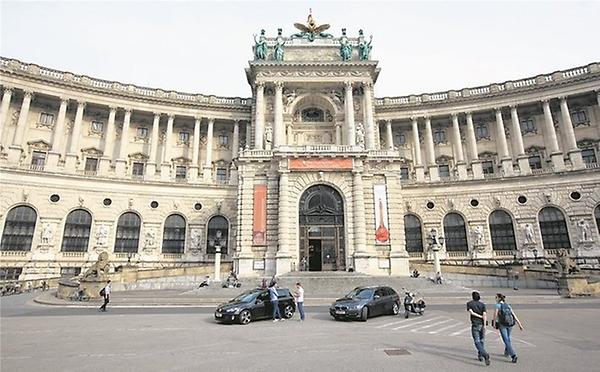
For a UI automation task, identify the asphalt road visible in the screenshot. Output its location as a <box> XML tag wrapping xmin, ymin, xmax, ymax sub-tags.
<box><xmin>2</xmin><ymin>293</ymin><xmax>600</xmax><ymax>372</ymax></box>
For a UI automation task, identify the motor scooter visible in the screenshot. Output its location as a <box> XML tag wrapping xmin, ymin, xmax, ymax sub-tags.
<box><xmin>403</xmin><ymin>292</ymin><xmax>426</xmax><ymax>318</ymax></box>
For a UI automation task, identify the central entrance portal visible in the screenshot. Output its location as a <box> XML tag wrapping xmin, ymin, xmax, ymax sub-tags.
<box><xmin>299</xmin><ymin>185</ymin><xmax>345</xmax><ymax>271</ymax></box>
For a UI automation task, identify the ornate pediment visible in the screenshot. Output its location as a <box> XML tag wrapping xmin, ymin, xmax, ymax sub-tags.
<box><xmin>436</xmin><ymin>155</ymin><xmax>453</xmax><ymax>164</ymax></box>
<box><xmin>577</xmin><ymin>138</ymin><xmax>599</xmax><ymax>149</ymax></box>
<box><xmin>478</xmin><ymin>151</ymin><xmax>497</xmax><ymax>159</ymax></box>
<box><xmin>128</xmin><ymin>152</ymin><xmax>149</xmax><ymax>161</ymax></box>
<box><xmin>81</xmin><ymin>147</ymin><xmax>103</xmax><ymax>157</ymax></box>
<box><xmin>27</xmin><ymin>139</ymin><xmax>51</xmax><ymax>151</ymax></box>
<box><xmin>172</xmin><ymin>156</ymin><xmax>191</xmax><ymax>165</ymax></box>
<box><xmin>525</xmin><ymin>145</ymin><xmax>545</xmax><ymax>155</ymax></box>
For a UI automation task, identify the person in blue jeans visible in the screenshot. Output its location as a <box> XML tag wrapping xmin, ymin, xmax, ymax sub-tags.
<box><xmin>268</xmin><ymin>283</ymin><xmax>283</xmax><ymax>322</ymax></box>
<box><xmin>293</xmin><ymin>282</ymin><xmax>305</xmax><ymax>321</ymax></box>
<box><xmin>466</xmin><ymin>291</ymin><xmax>490</xmax><ymax>366</ymax></box>
<box><xmin>492</xmin><ymin>293</ymin><xmax>524</xmax><ymax>363</ymax></box>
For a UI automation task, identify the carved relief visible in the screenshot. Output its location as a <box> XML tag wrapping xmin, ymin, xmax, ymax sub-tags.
<box><xmin>95</xmin><ymin>225</ymin><xmax>109</xmax><ymax>247</ymax></box>
<box><xmin>27</xmin><ymin>140</ymin><xmax>51</xmax><ymax>151</ymax></box>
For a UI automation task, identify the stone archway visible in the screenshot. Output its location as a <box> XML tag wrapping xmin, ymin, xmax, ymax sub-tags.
<box><xmin>298</xmin><ymin>184</ymin><xmax>345</xmax><ymax>271</ymax></box>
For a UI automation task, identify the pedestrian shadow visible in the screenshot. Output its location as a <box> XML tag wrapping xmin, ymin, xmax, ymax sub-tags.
<box><xmin>407</xmin><ymin>341</ymin><xmax>482</xmax><ymax>366</ymax></box>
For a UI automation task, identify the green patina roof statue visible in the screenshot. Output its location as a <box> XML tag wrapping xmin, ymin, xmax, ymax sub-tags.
<box><xmin>254</xmin><ymin>29</ymin><xmax>268</xmax><ymax>60</ymax></box>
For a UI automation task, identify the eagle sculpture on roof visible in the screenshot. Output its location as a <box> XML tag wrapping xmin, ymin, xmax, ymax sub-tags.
<box><xmin>292</xmin><ymin>9</ymin><xmax>333</xmax><ymax>41</ymax></box>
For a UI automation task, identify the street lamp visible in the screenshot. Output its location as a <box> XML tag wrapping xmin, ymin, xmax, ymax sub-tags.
<box><xmin>427</xmin><ymin>228</ymin><xmax>444</xmax><ymax>276</ymax></box>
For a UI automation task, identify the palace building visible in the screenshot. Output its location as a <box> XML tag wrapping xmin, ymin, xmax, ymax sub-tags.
<box><xmin>1</xmin><ymin>18</ymin><xmax>600</xmax><ymax>280</ymax></box>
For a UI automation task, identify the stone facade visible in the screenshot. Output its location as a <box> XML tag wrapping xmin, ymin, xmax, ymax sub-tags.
<box><xmin>1</xmin><ymin>26</ymin><xmax>600</xmax><ymax>279</ymax></box>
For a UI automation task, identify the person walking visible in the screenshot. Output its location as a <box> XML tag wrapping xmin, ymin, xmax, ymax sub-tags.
<box><xmin>293</xmin><ymin>282</ymin><xmax>305</xmax><ymax>322</ymax></box>
<box><xmin>492</xmin><ymin>293</ymin><xmax>524</xmax><ymax>363</ymax></box>
<box><xmin>99</xmin><ymin>280</ymin><xmax>111</xmax><ymax>312</ymax></box>
<box><xmin>268</xmin><ymin>283</ymin><xmax>283</xmax><ymax>322</ymax></box>
<box><xmin>467</xmin><ymin>291</ymin><xmax>490</xmax><ymax>366</ymax></box>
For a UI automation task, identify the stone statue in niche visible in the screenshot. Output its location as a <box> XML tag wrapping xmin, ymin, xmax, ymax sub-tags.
<box><xmin>40</xmin><ymin>223</ymin><xmax>54</xmax><ymax>245</ymax></box>
<box><xmin>523</xmin><ymin>223</ymin><xmax>536</xmax><ymax>245</ymax></box>
<box><xmin>264</xmin><ymin>127</ymin><xmax>273</xmax><ymax>150</ymax></box>
<box><xmin>284</xmin><ymin>90</ymin><xmax>297</xmax><ymax>109</ymax></box>
<box><xmin>356</xmin><ymin>123</ymin><xmax>365</xmax><ymax>148</ymax></box>
<box><xmin>577</xmin><ymin>219</ymin><xmax>592</xmax><ymax>242</ymax></box>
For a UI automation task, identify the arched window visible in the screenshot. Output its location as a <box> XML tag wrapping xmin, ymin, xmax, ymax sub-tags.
<box><xmin>162</xmin><ymin>214</ymin><xmax>186</xmax><ymax>254</ymax></box>
<box><xmin>538</xmin><ymin>207</ymin><xmax>571</xmax><ymax>249</ymax></box>
<box><xmin>595</xmin><ymin>205</ymin><xmax>600</xmax><ymax>234</ymax></box>
<box><xmin>443</xmin><ymin>213</ymin><xmax>468</xmax><ymax>251</ymax></box>
<box><xmin>489</xmin><ymin>210</ymin><xmax>516</xmax><ymax>251</ymax></box>
<box><xmin>404</xmin><ymin>214</ymin><xmax>423</xmax><ymax>252</ymax></box>
<box><xmin>1</xmin><ymin>206</ymin><xmax>37</xmax><ymax>251</ymax></box>
<box><xmin>207</xmin><ymin>216</ymin><xmax>229</xmax><ymax>255</ymax></box>
<box><xmin>61</xmin><ymin>209</ymin><xmax>92</xmax><ymax>252</ymax></box>
<box><xmin>301</xmin><ymin>108</ymin><xmax>324</xmax><ymax>122</ymax></box>
<box><xmin>114</xmin><ymin>212</ymin><xmax>141</xmax><ymax>253</ymax></box>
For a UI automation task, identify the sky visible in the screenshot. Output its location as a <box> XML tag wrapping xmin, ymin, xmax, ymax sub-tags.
<box><xmin>1</xmin><ymin>1</ymin><xmax>599</xmax><ymax>99</ymax></box>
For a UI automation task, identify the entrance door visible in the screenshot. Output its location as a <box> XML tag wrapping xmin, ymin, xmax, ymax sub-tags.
<box><xmin>299</xmin><ymin>185</ymin><xmax>345</xmax><ymax>271</ymax></box>
<box><xmin>308</xmin><ymin>239</ymin><xmax>322</xmax><ymax>271</ymax></box>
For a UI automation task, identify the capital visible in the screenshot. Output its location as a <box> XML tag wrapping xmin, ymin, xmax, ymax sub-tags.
<box><xmin>153</xmin><ymin>111</ymin><xmax>163</xmax><ymax>118</ymax></box>
<box><xmin>77</xmin><ymin>101</ymin><xmax>87</xmax><ymax>109</ymax></box>
<box><xmin>23</xmin><ymin>90</ymin><xmax>34</xmax><ymax>99</ymax></box>
<box><xmin>207</xmin><ymin>117</ymin><xmax>215</xmax><ymax>124</ymax></box>
<box><xmin>59</xmin><ymin>96</ymin><xmax>70</xmax><ymax>104</ymax></box>
<box><xmin>344</xmin><ymin>81</ymin><xmax>353</xmax><ymax>90</ymax></box>
<box><xmin>493</xmin><ymin>107</ymin><xmax>503</xmax><ymax>113</ymax></box>
<box><xmin>558</xmin><ymin>96</ymin><xmax>568</xmax><ymax>102</ymax></box>
<box><xmin>123</xmin><ymin>107</ymin><xmax>132</xmax><ymax>114</ymax></box>
<box><xmin>167</xmin><ymin>113</ymin><xmax>175</xmax><ymax>120</ymax></box>
<box><xmin>274</xmin><ymin>81</ymin><xmax>284</xmax><ymax>89</ymax></box>
<box><xmin>233</xmin><ymin>119</ymin><xmax>239</xmax><ymax>125</ymax></box>
<box><xmin>451</xmin><ymin>113</ymin><xmax>458</xmax><ymax>119</ymax></box>
<box><xmin>108</xmin><ymin>105</ymin><xmax>118</xmax><ymax>112</ymax></box>
<box><xmin>541</xmin><ymin>99</ymin><xmax>550</xmax><ymax>105</ymax></box>
<box><xmin>385</xmin><ymin>119</ymin><xmax>392</xmax><ymax>125</ymax></box>
<box><xmin>410</xmin><ymin>116</ymin><xmax>418</xmax><ymax>123</ymax></box>
<box><xmin>509</xmin><ymin>104</ymin><xmax>518</xmax><ymax>110</ymax></box>
<box><xmin>193</xmin><ymin>115</ymin><xmax>203</xmax><ymax>121</ymax></box>
<box><xmin>363</xmin><ymin>82</ymin><xmax>373</xmax><ymax>89</ymax></box>
<box><xmin>2</xmin><ymin>86</ymin><xmax>14</xmax><ymax>95</ymax></box>
<box><xmin>255</xmin><ymin>82</ymin><xmax>265</xmax><ymax>89</ymax></box>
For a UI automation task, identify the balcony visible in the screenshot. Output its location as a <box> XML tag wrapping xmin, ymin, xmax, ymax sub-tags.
<box><xmin>29</xmin><ymin>163</ymin><xmax>45</xmax><ymax>171</ymax></box>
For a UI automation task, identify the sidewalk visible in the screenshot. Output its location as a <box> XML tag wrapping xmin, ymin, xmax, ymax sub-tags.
<box><xmin>32</xmin><ymin>286</ymin><xmax>600</xmax><ymax>308</ymax></box>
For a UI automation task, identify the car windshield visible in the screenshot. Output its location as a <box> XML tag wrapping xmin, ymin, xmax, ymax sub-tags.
<box><xmin>345</xmin><ymin>288</ymin><xmax>374</xmax><ymax>299</ymax></box>
<box><xmin>231</xmin><ymin>291</ymin><xmax>260</xmax><ymax>303</ymax></box>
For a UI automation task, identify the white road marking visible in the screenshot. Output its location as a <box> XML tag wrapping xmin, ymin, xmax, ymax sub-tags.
<box><xmin>428</xmin><ymin>322</ymin><xmax>462</xmax><ymax>334</ymax></box>
<box><xmin>410</xmin><ymin>318</ymin><xmax>454</xmax><ymax>332</ymax></box>
<box><xmin>375</xmin><ymin>319</ymin><xmax>412</xmax><ymax>329</ymax></box>
<box><xmin>391</xmin><ymin>317</ymin><xmax>443</xmax><ymax>330</ymax></box>
<box><xmin>450</xmin><ymin>327</ymin><xmax>471</xmax><ymax>336</ymax></box>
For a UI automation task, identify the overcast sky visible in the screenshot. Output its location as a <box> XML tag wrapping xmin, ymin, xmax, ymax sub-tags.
<box><xmin>1</xmin><ymin>1</ymin><xmax>599</xmax><ymax>98</ymax></box>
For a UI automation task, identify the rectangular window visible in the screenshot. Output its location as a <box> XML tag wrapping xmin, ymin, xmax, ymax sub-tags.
<box><xmin>570</xmin><ymin>110</ymin><xmax>588</xmax><ymax>125</ymax></box>
<box><xmin>0</xmin><ymin>267</ymin><xmax>23</xmax><ymax>280</ymax></box>
<box><xmin>400</xmin><ymin>167</ymin><xmax>409</xmax><ymax>180</ymax></box>
<box><xmin>91</xmin><ymin>121</ymin><xmax>104</xmax><ymax>133</ymax></box>
<box><xmin>216</xmin><ymin>168</ymin><xmax>228</xmax><ymax>183</ymax></box>
<box><xmin>438</xmin><ymin>164</ymin><xmax>450</xmax><ymax>178</ymax></box>
<box><xmin>218</xmin><ymin>134</ymin><xmax>229</xmax><ymax>146</ymax></box>
<box><xmin>84</xmin><ymin>157</ymin><xmax>98</xmax><ymax>172</ymax></box>
<box><xmin>60</xmin><ymin>267</ymin><xmax>81</xmax><ymax>277</ymax></box>
<box><xmin>395</xmin><ymin>134</ymin><xmax>406</xmax><ymax>145</ymax></box>
<box><xmin>475</xmin><ymin>124</ymin><xmax>488</xmax><ymax>139</ymax></box>
<box><xmin>482</xmin><ymin>160</ymin><xmax>494</xmax><ymax>174</ymax></box>
<box><xmin>179</xmin><ymin>131</ymin><xmax>190</xmax><ymax>143</ymax></box>
<box><xmin>520</xmin><ymin>118</ymin><xmax>536</xmax><ymax>134</ymax></box>
<box><xmin>582</xmin><ymin>149</ymin><xmax>597</xmax><ymax>164</ymax></box>
<box><xmin>528</xmin><ymin>155</ymin><xmax>543</xmax><ymax>169</ymax></box>
<box><xmin>31</xmin><ymin>151</ymin><xmax>46</xmax><ymax>169</ymax></box>
<box><xmin>175</xmin><ymin>166</ymin><xmax>187</xmax><ymax>179</ymax></box>
<box><xmin>433</xmin><ymin>130</ymin><xmax>446</xmax><ymax>144</ymax></box>
<box><xmin>39</xmin><ymin>112</ymin><xmax>54</xmax><ymax>126</ymax></box>
<box><xmin>137</xmin><ymin>127</ymin><xmax>148</xmax><ymax>138</ymax></box>
<box><xmin>132</xmin><ymin>162</ymin><xmax>145</xmax><ymax>176</ymax></box>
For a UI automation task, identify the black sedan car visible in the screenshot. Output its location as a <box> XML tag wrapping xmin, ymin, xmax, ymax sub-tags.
<box><xmin>214</xmin><ymin>288</ymin><xmax>296</xmax><ymax>325</ymax></box>
<box><xmin>330</xmin><ymin>286</ymin><xmax>400</xmax><ymax>321</ymax></box>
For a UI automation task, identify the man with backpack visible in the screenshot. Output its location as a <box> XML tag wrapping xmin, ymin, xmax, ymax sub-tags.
<box><xmin>466</xmin><ymin>291</ymin><xmax>490</xmax><ymax>366</ymax></box>
<box><xmin>99</xmin><ymin>280</ymin><xmax>111</xmax><ymax>312</ymax></box>
<box><xmin>492</xmin><ymin>293</ymin><xmax>524</xmax><ymax>363</ymax></box>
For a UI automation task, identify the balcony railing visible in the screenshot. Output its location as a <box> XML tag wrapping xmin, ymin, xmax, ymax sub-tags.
<box><xmin>29</xmin><ymin>163</ymin><xmax>45</xmax><ymax>171</ymax></box>
<box><xmin>446</xmin><ymin>251</ymin><xmax>469</xmax><ymax>258</ymax></box>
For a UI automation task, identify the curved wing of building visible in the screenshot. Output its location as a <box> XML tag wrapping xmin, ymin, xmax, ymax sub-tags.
<box><xmin>1</xmin><ymin>26</ymin><xmax>599</xmax><ymax>280</ymax></box>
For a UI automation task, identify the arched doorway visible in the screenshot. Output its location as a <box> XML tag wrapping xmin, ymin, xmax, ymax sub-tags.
<box><xmin>299</xmin><ymin>185</ymin><xmax>345</xmax><ymax>271</ymax></box>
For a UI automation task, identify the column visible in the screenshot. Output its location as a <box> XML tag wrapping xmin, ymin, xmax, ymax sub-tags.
<box><xmin>542</xmin><ymin>99</ymin><xmax>565</xmax><ymax>171</ymax></box>
<box><xmin>424</xmin><ymin>116</ymin><xmax>439</xmax><ymax>181</ymax></box>
<box><xmin>236</xmin><ymin>172</ymin><xmax>256</xmax><ymax>275</ymax></box>
<box><xmin>145</xmin><ymin>111</ymin><xmax>160</xmax><ymax>177</ymax></box>
<box><xmin>189</xmin><ymin>116</ymin><xmax>202</xmax><ymax>182</ymax></box>
<box><xmin>466</xmin><ymin>112</ymin><xmax>483</xmax><ymax>179</ymax></box>
<box><xmin>253</xmin><ymin>82</ymin><xmax>265</xmax><ymax>149</ymax></box>
<box><xmin>203</xmin><ymin>117</ymin><xmax>214</xmax><ymax>181</ymax></box>
<box><xmin>160</xmin><ymin>114</ymin><xmax>174</xmax><ymax>181</ymax></box>
<box><xmin>63</xmin><ymin>101</ymin><xmax>86</xmax><ymax>172</ymax></box>
<box><xmin>46</xmin><ymin>97</ymin><xmax>69</xmax><ymax>170</ymax></box>
<box><xmin>385</xmin><ymin>120</ymin><xmax>394</xmax><ymax>150</ymax></box>
<box><xmin>510</xmin><ymin>105</ymin><xmax>531</xmax><ymax>175</ymax></box>
<box><xmin>0</xmin><ymin>87</ymin><xmax>13</xmax><ymax>146</ymax></box>
<box><xmin>244</xmin><ymin>120</ymin><xmax>252</xmax><ymax>150</ymax></box>
<box><xmin>451</xmin><ymin>113</ymin><xmax>467</xmax><ymax>179</ymax></box>
<box><xmin>352</xmin><ymin>170</ymin><xmax>369</xmax><ymax>272</ymax></box>
<box><xmin>275</xmin><ymin>171</ymin><xmax>293</xmax><ymax>274</ymax></box>
<box><xmin>7</xmin><ymin>90</ymin><xmax>33</xmax><ymax>164</ymax></box>
<box><xmin>411</xmin><ymin>117</ymin><xmax>425</xmax><ymax>181</ymax></box>
<box><xmin>273</xmin><ymin>82</ymin><xmax>284</xmax><ymax>148</ymax></box>
<box><xmin>229</xmin><ymin>120</ymin><xmax>240</xmax><ymax>185</ymax></box>
<box><xmin>363</xmin><ymin>82</ymin><xmax>376</xmax><ymax>150</ymax></box>
<box><xmin>114</xmin><ymin>108</ymin><xmax>131</xmax><ymax>177</ymax></box>
<box><xmin>559</xmin><ymin>97</ymin><xmax>584</xmax><ymax>170</ymax></box>
<box><xmin>99</xmin><ymin>106</ymin><xmax>117</xmax><ymax>175</ymax></box>
<box><xmin>344</xmin><ymin>81</ymin><xmax>356</xmax><ymax>146</ymax></box>
<box><xmin>335</xmin><ymin>123</ymin><xmax>342</xmax><ymax>145</ymax></box>
<box><xmin>494</xmin><ymin>108</ymin><xmax>513</xmax><ymax>175</ymax></box>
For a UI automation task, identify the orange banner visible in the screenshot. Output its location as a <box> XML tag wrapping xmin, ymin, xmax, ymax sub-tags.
<box><xmin>253</xmin><ymin>184</ymin><xmax>267</xmax><ymax>245</ymax></box>
<box><xmin>289</xmin><ymin>158</ymin><xmax>353</xmax><ymax>170</ymax></box>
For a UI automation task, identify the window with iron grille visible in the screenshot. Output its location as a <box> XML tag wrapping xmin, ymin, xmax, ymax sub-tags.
<box><xmin>162</xmin><ymin>214</ymin><xmax>186</xmax><ymax>253</ymax></box>
<box><xmin>0</xmin><ymin>267</ymin><xmax>23</xmax><ymax>280</ymax></box>
<box><xmin>61</xmin><ymin>209</ymin><xmax>92</xmax><ymax>252</ymax></box>
<box><xmin>84</xmin><ymin>157</ymin><xmax>98</xmax><ymax>172</ymax></box>
<box><xmin>443</xmin><ymin>213</ymin><xmax>468</xmax><ymax>251</ymax></box>
<box><xmin>1</xmin><ymin>206</ymin><xmax>37</xmax><ymax>251</ymax></box>
<box><xmin>538</xmin><ymin>207</ymin><xmax>571</xmax><ymax>249</ymax></box>
<box><xmin>175</xmin><ymin>166</ymin><xmax>187</xmax><ymax>179</ymax></box>
<box><xmin>404</xmin><ymin>214</ymin><xmax>423</xmax><ymax>252</ymax></box>
<box><xmin>31</xmin><ymin>151</ymin><xmax>46</xmax><ymax>167</ymax></box>
<box><xmin>581</xmin><ymin>148</ymin><xmax>596</xmax><ymax>164</ymax></box>
<box><xmin>132</xmin><ymin>162</ymin><xmax>144</xmax><ymax>176</ymax></box>
<box><xmin>528</xmin><ymin>155</ymin><xmax>542</xmax><ymax>169</ymax></box>
<box><xmin>489</xmin><ymin>210</ymin><xmax>517</xmax><ymax>250</ymax></box>
<box><xmin>482</xmin><ymin>161</ymin><xmax>494</xmax><ymax>174</ymax></box>
<box><xmin>114</xmin><ymin>212</ymin><xmax>141</xmax><ymax>253</ymax></box>
<box><xmin>39</xmin><ymin>112</ymin><xmax>54</xmax><ymax>126</ymax></box>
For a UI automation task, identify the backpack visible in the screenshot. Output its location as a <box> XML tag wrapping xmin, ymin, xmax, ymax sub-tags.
<box><xmin>99</xmin><ymin>288</ymin><xmax>105</xmax><ymax>297</ymax></box>
<box><xmin>497</xmin><ymin>303</ymin><xmax>515</xmax><ymax>327</ymax></box>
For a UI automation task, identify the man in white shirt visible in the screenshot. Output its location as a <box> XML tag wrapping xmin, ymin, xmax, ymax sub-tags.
<box><xmin>294</xmin><ymin>282</ymin><xmax>305</xmax><ymax>321</ymax></box>
<box><xmin>99</xmin><ymin>280</ymin><xmax>111</xmax><ymax>312</ymax></box>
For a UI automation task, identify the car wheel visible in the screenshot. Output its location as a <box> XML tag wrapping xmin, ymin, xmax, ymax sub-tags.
<box><xmin>360</xmin><ymin>306</ymin><xmax>369</xmax><ymax>322</ymax></box>
<box><xmin>391</xmin><ymin>301</ymin><xmax>400</xmax><ymax>316</ymax></box>
<box><xmin>239</xmin><ymin>310</ymin><xmax>252</xmax><ymax>325</ymax></box>
<box><xmin>283</xmin><ymin>304</ymin><xmax>294</xmax><ymax>319</ymax></box>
